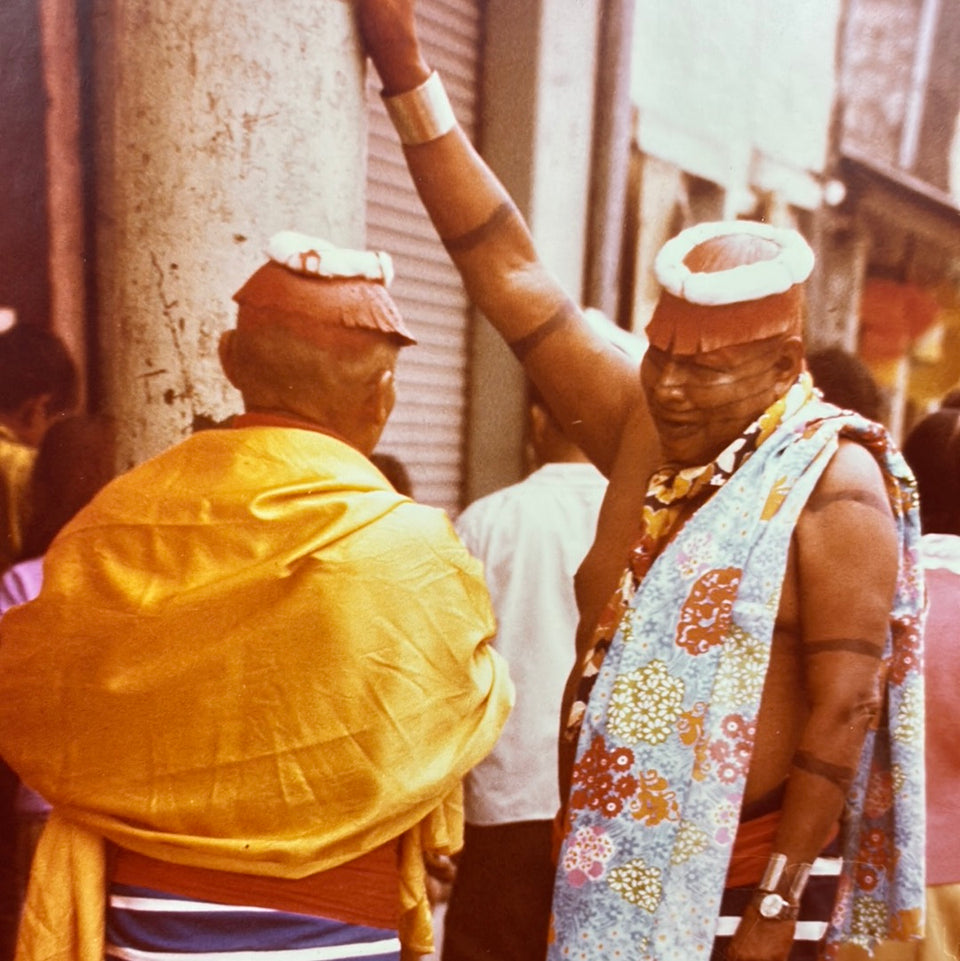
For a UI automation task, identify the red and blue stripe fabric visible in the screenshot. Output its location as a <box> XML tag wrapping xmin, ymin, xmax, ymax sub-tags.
<box><xmin>105</xmin><ymin>884</ymin><xmax>402</xmax><ymax>961</ymax></box>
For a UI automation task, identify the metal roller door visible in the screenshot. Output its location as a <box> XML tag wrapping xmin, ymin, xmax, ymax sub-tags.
<box><xmin>364</xmin><ymin>0</ymin><xmax>482</xmax><ymax>516</ymax></box>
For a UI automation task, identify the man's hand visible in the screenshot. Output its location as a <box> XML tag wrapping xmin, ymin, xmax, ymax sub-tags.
<box><xmin>725</xmin><ymin>904</ymin><xmax>796</xmax><ymax>961</ymax></box>
<box><xmin>424</xmin><ymin>851</ymin><xmax>457</xmax><ymax>907</ymax></box>
<box><xmin>356</xmin><ymin>0</ymin><xmax>430</xmax><ymax>94</ymax></box>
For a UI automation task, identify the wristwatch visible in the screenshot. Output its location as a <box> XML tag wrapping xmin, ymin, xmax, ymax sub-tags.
<box><xmin>755</xmin><ymin>890</ymin><xmax>800</xmax><ymax>922</ymax></box>
<box><xmin>754</xmin><ymin>852</ymin><xmax>806</xmax><ymax>921</ymax></box>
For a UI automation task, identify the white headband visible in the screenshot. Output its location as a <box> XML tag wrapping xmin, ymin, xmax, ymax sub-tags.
<box><xmin>654</xmin><ymin>221</ymin><xmax>814</xmax><ymax>307</ymax></box>
<box><xmin>267</xmin><ymin>231</ymin><xmax>395</xmax><ymax>286</ymax></box>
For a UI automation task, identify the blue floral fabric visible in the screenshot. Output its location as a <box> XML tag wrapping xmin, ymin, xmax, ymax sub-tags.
<box><xmin>549</xmin><ymin>384</ymin><xmax>924</xmax><ymax>961</ymax></box>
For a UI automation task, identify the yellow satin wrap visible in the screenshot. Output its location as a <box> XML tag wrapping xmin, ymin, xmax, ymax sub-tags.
<box><xmin>0</xmin><ymin>426</ymin><xmax>513</xmax><ymax>961</ymax></box>
<box><xmin>0</xmin><ymin>426</ymin><xmax>35</xmax><ymax>570</ymax></box>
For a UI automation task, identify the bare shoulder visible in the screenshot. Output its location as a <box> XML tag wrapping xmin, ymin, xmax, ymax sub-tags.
<box><xmin>794</xmin><ymin>438</ymin><xmax>898</xmax><ymax>637</ymax></box>
<box><xmin>802</xmin><ymin>438</ymin><xmax>894</xmax><ymax>522</ymax></box>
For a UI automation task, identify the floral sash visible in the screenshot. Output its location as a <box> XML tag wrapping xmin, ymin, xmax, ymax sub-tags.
<box><xmin>550</xmin><ymin>378</ymin><xmax>925</xmax><ymax>960</ymax></box>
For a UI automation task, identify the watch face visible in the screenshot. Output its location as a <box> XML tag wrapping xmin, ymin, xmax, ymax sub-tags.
<box><xmin>759</xmin><ymin>893</ymin><xmax>788</xmax><ymax>919</ymax></box>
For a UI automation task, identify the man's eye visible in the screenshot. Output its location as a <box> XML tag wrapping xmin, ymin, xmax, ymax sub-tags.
<box><xmin>690</xmin><ymin>361</ymin><xmax>725</xmax><ymax>375</ymax></box>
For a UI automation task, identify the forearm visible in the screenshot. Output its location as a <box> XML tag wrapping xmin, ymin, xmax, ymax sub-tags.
<box><xmin>775</xmin><ymin>440</ymin><xmax>898</xmax><ymax>874</ymax></box>
<box><xmin>773</xmin><ymin>691</ymin><xmax>878</xmax><ymax>866</ymax></box>
<box><xmin>391</xmin><ymin>110</ymin><xmax>638</xmax><ymax>467</ymax></box>
<box><xmin>360</xmin><ymin>6</ymin><xmax>550</xmax><ymax>328</ymax></box>
<box><xmin>724</xmin><ymin>708</ymin><xmax>872</xmax><ymax>961</ymax></box>
<box><xmin>357</xmin><ymin>1</ymin><xmax>640</xmax><ymax>471</ymax></box>
<box><xmin>774</xmin><ymin>739</ymin><xmax>860</xmax><ymax>869</ymax></box>
<box><xmin>398</xmin><ymin>132</ymin><xmax>562</xmax><ymax>335</ymax></box>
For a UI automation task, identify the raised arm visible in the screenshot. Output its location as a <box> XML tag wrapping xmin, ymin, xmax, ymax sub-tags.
<box><xmin>728</xmin><ymin>440</ymin><xmax>899</xmax><ymax>961</ymax></box>
<box><xmin>356</xmin><ymin>0</ymin><xmax>643</xmax><ymax>474</ymax></box>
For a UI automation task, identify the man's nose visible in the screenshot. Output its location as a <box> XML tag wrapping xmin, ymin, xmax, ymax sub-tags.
<box><xmin>652</xmin><ymin>359</ymin><xmax>687</xmax><ymax>399</ymax></box>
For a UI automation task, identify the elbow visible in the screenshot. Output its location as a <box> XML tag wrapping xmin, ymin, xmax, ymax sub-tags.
<box><xmin>815</xmin><ymin>687</ymin><xmax>882</xmax><ymax>738</ymax></box>
<box><xmin>806</xmin><ymin>664</ymin><xmax>884</xmax><ymax>730</ymax></box>
<box><xmin>855</xmin><ymin>690</ymin><xmax>883</xmax><ymax>729</ymax></box>
<box><xmin>849</xmin><ymin>692</ymin><xmax>882</xmax><ymax>734</ymax></box>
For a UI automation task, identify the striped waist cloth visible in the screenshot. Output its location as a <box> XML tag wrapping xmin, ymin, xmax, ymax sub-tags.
<box><xmin>106</xmin><ymin>883</ymin><xmax>402</xmax><ymax>961</ymax></box>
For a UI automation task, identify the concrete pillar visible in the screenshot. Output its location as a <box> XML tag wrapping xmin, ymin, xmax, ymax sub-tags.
<box><xmin>90</xmin><ymin>0</ymin><xmax>366</xmax><ymax>469</ymax></box>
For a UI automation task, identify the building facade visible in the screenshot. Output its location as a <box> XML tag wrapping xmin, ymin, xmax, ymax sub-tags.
<box><xmin>4</xmin><ymin>0</ymin><xmax>957</xmax><ymax>515</ymax></box>
<box><xmin>623</xmin><ymin>0</ymin><xmax>960</xmax><ymax>440</ymax></box>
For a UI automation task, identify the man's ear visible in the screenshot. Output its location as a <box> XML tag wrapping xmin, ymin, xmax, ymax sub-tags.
<box><xmin>372</xmin><ymin>368</ymin><xmax>396</xmax><ymax>427</ymax></box>
<box><xmin>528</xmin><ymin>402</ymin><xmax>547</xmax><ymax>442</ymax></box>
<box><xmin>218</xmin><ymin>330</ymin><xmax>240</xmax><ymax>389</ymax></box>
<box><xmin>356</xmin><ymin>369</ymin><xmax>397</xmax><ymax>456</ymax></box>
<box><xmin>527</xmin><ymin>402</ymin><xmax>549</xmax><ymax>455</ymax></box>
<box><xmin>773</xmin><ymin>336</ymin><xmax>804</xmax><ymax>393</ymax></box>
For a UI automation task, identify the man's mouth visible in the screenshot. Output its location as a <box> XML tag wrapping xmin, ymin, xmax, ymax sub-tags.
<box><xmin>652</xmin><ymin>408</ymin><xmax>699</xmax><ymax>432</ymax></box>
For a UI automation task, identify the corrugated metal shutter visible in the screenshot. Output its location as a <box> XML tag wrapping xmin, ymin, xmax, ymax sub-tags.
<box><xmin>364</xmin><ymin>0</ymin><xmax>482</xmax><ymax>516</ymax></box>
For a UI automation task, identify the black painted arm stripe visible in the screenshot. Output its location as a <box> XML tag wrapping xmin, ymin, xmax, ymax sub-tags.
<box><xmin>507</xmin><ymin>302</ymin><xmax>579</xmax><ymax>362</ymax></box>
<box><xmin>792</xmin><ymin>749</ymin><xmax>855</xmax><ymax>792</ymax></box>
<box><xmin>805</xmin><ymin>488</ymin><xmax>892</xmax><ymax>518</ymax></box>
<box><xmin>440</xmin><ymin>202</ymin><xmax>520</xmax><ymax>254</ymax></box>
<box><xmin>803</xmin><ymin>637</ymin><xmax>884</xmax><ymax>658</ymax></box>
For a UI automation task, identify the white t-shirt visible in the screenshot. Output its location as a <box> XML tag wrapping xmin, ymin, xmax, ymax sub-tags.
<box><xmin>455</xmin><ymin>462</ymin><xmax>607</xmax><ymax>824</ymax></box>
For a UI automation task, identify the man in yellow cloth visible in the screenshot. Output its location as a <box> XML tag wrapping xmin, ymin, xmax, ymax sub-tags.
<box><xmin>356</xmin><ymin>4</ymin><xmax>924</xmax><ymax>960</ymax></box>
<box><xmin>0</xmin><ymin>233</ymin><xmax>513</xmax><ymax>961</ymax></box>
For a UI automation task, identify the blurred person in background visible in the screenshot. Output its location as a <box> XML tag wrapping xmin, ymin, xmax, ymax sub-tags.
<box><xmin>806</xmin><ymin>346</ymin><xmax>886</xmax><ymax>423</ymax></box>
<box><xmin>898</xmin><ymin>407</ymin><xmax>960</xmax><ymax>961</ymax></box>
<box><xmin>0</xmin><ymin>322</ymin><xmax>78</xmax><ymax>571</ymax></box>
<box><xmin>370</xmin><ymin>451</ymin><xmax>414</xmax><ymax>497</ymax></box>
<box><xmin>442</xmin><ymin>383</ymin><xmax>608</xmax><ymax>961</ymax></box>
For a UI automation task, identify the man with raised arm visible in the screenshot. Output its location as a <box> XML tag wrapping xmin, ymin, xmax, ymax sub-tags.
<box><xmin>358</xmin><ymin>4</ymin><xmax>925</xmax><ymax>960</ymax></box>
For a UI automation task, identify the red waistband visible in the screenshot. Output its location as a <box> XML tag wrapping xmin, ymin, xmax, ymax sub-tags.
<box><xmin>111</xmin><ymin>841</ymin><xmax>401</xmax><ymax>929</ymax></box>
<box><xmin>726</xmin><ymin>810</ymin><xmax>839</xmax><ymax>889</ymax></box>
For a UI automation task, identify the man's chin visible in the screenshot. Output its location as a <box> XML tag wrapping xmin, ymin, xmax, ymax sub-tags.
<box><xmin>656</xmin><ymin>428</ymin><xmax>709</xmax><ymax>468</ymax></box>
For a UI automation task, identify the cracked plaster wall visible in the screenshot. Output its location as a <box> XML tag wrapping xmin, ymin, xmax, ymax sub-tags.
<box><xmin>92</xmin><ymin>0</ymin><xmax>364</xmax><ymax>468</ymax></box>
